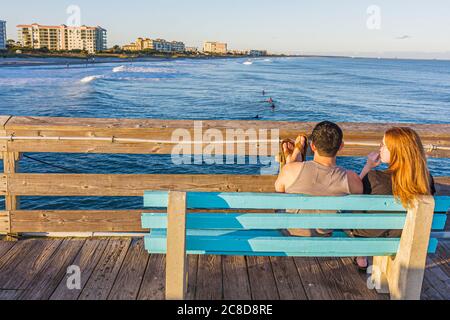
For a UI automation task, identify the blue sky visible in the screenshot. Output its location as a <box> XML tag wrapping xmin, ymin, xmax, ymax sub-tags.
<box><xmin>2</xmin><ymin>0</ymin><xmax>450</xmax><ymax>58</ymax></box>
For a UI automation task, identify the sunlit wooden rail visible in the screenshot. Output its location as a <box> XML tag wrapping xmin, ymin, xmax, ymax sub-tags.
<box><xmin>0</xmin><ymin>115</ymin><xmax>449</xmax><ymax>235</ymax></box>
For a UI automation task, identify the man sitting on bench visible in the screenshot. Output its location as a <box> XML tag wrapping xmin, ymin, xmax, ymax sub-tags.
<box><xmin>275</xmin><ymin>121</ymin><xmax>363</xmax><ymax>237</ymax></box>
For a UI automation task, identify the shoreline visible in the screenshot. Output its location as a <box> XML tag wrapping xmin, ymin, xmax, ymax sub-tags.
<box><xmin>0</xmin><ymin>54</ymin><xmax>273</xmax><ymax>68</ymax></box>
<box><xmin>1</xmin><ymin>54</ymin><xmax>449</xmax><ymax>68</ymax></box>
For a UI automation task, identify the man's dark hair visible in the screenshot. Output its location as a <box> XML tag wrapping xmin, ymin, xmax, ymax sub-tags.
<box><xmin>310</xmin><ymin>121</ymin><xmax>343</xmax><ymax>157</ymax></box>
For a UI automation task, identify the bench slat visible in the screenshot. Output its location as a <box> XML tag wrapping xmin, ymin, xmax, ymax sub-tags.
<box><xmin>142</xmin><ymin>213</ymin><xmax>447</xmax><ymax>230</ymax></box>
<box><xmin>144</xmin><ymin>235</ymin><xmax>439</xmax><ymax>257</ymax></box>
<box><xmin>150</xmin><ymin>229</ymin><xmax>285</xmax><ymax>237</ymax></box>
<box><xmin>144</xmin><ymin>192</ymin><xmax>450</xmax><ymax>212</ymax></box>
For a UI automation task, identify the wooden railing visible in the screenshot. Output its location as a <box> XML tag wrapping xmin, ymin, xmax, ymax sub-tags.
<box><xmin>1</xmin><ymin>115</ymin><xmax>449</xmax><ymax>235</ymax></box>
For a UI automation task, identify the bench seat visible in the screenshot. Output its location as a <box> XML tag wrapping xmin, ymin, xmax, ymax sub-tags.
<box><xmin>142</xmin><ymin>191</ymin><xmax>449</xmax><ymax>300</ymax></box>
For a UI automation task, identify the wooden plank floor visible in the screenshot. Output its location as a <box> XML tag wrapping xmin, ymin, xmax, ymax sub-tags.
<box><xmin>0</xmin><ymin>237</ymin><xmax>448</xmax><ymax>300</ymax></box>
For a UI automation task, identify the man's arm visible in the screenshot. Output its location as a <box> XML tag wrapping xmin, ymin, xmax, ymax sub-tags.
<box><xmin>275</xmin><ymin>166</ymin><xmax>287</xmax><ymax>193</ymax></box>
<box><xmin>347</xmin><ymin>170</ymin><xmax>364</xmax><ymax>194</ymax></box>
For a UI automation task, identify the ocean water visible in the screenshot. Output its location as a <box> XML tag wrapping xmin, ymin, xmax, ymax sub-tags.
<box><xmin>0</xmin><ymin>57</ymin><xmax>449</xmax><ymax>210</ymax></box>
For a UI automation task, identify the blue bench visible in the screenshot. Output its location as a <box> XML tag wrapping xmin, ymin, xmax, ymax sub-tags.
<box><xmin>142</xmin><ymin>191</ymin><xmax>449</xmax><ymax>300</ymax></box>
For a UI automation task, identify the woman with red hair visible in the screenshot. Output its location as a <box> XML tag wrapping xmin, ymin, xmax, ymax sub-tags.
<box><xmin>351</xmin><ymin>127</ymin><xmax>436</xmax><ymax>270</ymax></box>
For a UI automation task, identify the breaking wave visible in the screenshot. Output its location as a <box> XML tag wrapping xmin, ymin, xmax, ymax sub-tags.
<box><xmin>112</xmin><ymin>65</ymin><xmax>177</xmax><ymax>74</ymax></box>
<box><xmin>80</xmin><ymin>75</ymin><xmax>104</xmax><ymax>83</ymax></box>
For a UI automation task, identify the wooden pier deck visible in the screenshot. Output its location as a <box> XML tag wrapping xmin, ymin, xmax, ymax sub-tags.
<box><xmin>0</xmin><ymin>237</ymin><xmax>448</xmax><ymax>300</ymax></box>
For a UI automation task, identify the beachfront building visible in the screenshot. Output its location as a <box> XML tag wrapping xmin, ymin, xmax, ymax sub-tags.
<box><xmin>0</xmin><ymin>20</ymin><xmax>6</xmax><ymax>50</ymax></box>
<box><xmin>249</xmin><ymin>50</ymin><xmax>268</xmax><ymax>56</ymax></box>
<box><xmin>122</xmin><ymin>37</ymin><xmax>186</xmax><ymax>53</ymax></box>
<box><xmin>203</xmin><ymin>41</ymin><xmax>228</xmax><ymax>54</ymax></box>
<box><xmin>185</xmin><ymin>47</ymin><xmax>198</xmax><ymax>53</ymax></box>
<box><xmin>122</xmin><ymin>37</ymin><xmax>152</xmax><ymax>51</ymax></box>
<box><xmin>230</xmin><ymin>49</ymin><xmax>248</xmax><ymax>55</ymax></box>
<box><xmin>17</xmin><ymin>24</ymin><xmax>107</xmax><ymax>53</ymax></box>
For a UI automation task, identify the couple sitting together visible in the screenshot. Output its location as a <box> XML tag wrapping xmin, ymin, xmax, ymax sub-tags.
<box><xmin>275</xmin><ymin>121</ymin><xmax>435</xmax><ymax>270</ymax></box>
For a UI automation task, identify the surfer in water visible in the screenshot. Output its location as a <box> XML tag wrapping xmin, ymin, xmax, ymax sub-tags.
<box><xmin>262</xmin><ymin>90</ymin><xmax>266</xmax><ymax>96</ymax></box>
<box><xmin>266</xmin><ymin>97</ymin><xmax>276</xmax><ymax>110</ymax></box>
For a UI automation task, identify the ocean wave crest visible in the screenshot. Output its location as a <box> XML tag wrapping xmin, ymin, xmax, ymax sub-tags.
<box><xmin>80</xmin><ymin>75</ymin><xmax>104</xmax><ymax>83</ymax></box>
<box><xmin>112</xmin><ymin>65</ymin><xmax>177</xmax><ymax>74</ymax></box>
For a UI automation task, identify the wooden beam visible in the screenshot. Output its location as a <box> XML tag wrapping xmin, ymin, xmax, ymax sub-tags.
<box><xmin>10</xmin><ymin>210</ymin><xmax>144</xmax><ymax>233</ymax></box>
<box><xmin>1</xmin><ymin>116</ymin><xmax>20</xmax><ymax>238</ymax></box>
<box><xmin>0</xmin><ymin>117</ymin><xmax>12</xmax><ymax>235</ymax></box>
<box><xmin>0</xmin><ymin>116</ymin><xmax>12</xmax><ymax>159</ymax></box>
<box><xmin>4</xmin><ymin>174</ymin><xmax>277</xmax><ymax>196</ymax></box>
<box><xmin>3</xmin><ymin>152</ymin><xmax>21</xmax><ymax>214</ymax></box>
<box><xmin>1</xmin><ymin>116</ymin><xmax>449</xmax><ymax>157</ymax></box>
<box><xmin>4</xmin><ymin>116</ymin><xmax>450</xmax><ymax>139</ymax></box>
<box><xmin>165</xmin><ymin>191</ymin><xmax>188</xmax><ymax>300</ymax></box>
<box><xmin>0</xmin><ymin>211</ymin><xmax>10</xmax><ymax>234</ymax></box>
<box><xmin>3</xmin><ymin>174</ymin><xmax>450</xmax><ymax>197</ymax></box>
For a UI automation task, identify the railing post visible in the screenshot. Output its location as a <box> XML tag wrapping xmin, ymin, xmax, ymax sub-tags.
<box><xmin>0</xmin><ymin>116</ymin><xmax>20</xmax><ymax>240</ymax></box>
<box><xmin>2</xmin><ymin>151</ymin><xmax>21</xmax><ymax>241</ymax></box>
<box><xmin>165</xmin><ymin>191</ymin><xmax>188</xmax><ymax>300</ymax></box>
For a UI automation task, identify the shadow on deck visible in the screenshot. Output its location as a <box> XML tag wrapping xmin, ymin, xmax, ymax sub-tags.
<box><xmin>0</xmin><ymin>237</ymin><xmax>448</xmax><ymax>300</ymax></box>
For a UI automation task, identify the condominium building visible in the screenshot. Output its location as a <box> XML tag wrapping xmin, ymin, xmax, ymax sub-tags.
<box><xmin>123</xmin><ymin>37</ymin><xmax>153</xmax><ymax>51</ymax></box>
<box><xmin>0</xmin><ymin>20</ymin><xmax>6</xmax><ymax>50</ymax></box>
<box><xmin>165</xmin><ymin>40</ymin><xmax>185</xmax><ymax>53</ymax></box>
<box><xmin>185</xmin><ymin>47</ymin><xmax>198</xmax><ymax>53</ymax></box>
<box><xmin>17</xmin><ymin>23</ymin><xmax>107</xmax><ymax>53</ymax></box>
<box><xmin>203</xmin><ymin>41</ymin><xmax>228</xmax><ymax>54</ymax></box>
<box><xmin>230</xmin><ymin>49</ymin><xmax>248</xmax><ymax>55</ymax></box>
<box><xmin>122</xmin><ymin>37</ymin><xmax>185</xmax><ymax>53</ymax></box>
<box><xmin>249</xmin><ymin>50</ymin><xmax>268</xmax><ymax>56</ymax></box>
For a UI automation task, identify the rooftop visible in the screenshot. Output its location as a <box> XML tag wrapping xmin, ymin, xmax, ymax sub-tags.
<box><xmin>16</xmin><ymin>24</ymin><xmax>104</xmax><ymax>30</ymax></box>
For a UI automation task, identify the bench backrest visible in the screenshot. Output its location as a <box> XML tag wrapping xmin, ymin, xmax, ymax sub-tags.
<box><xmin>142</xmin><ymin>192</ymin><xmax>448</xmax><ymax>257</ymax></box>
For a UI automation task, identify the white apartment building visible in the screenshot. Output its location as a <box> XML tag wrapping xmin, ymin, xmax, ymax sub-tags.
<box><xmin>249</xmin><ymin>50</ymin><xmax>268</xmax><ymax>56</ymax></box>
<box><xmin>203</xmin><ymin>41</ymin><xmax>228</xmax><ymax>54</ymax></box>
<box><xmin>0</xmin><ymin>20</ymin><xmax>6</xmax><ymax>50</ymax></box>
<box><xmin>168</xmin><ymin>41</ymin><xmax>185</xmax><ymax>53</ymax></box>
<box><xmin>17</xmin><ymin>24</ymin><xmax>107</xmax><ymax>53</ymax></box>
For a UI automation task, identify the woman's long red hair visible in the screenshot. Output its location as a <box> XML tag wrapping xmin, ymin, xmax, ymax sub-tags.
<box><xmin>385</xmin><ymin>127</ymin><xmax>431</xmax><ymax>208</ymax></box>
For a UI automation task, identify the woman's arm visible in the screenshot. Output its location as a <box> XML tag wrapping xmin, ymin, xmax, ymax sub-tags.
<box><xmin>359</xmin><ymin>165</ymin><xmax>372</xmax><ymax>180</ymax></box>
<box><xmin>360</xmin><ymin>152</ymin><xmax>382</xmax><ymax>179</ymax></box>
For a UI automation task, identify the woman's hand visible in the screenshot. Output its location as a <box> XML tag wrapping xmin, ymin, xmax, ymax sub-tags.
<box><xmin>360</xmin><ymin>152</ymin><xmax>381</xmax><ymax>180</ymax></box>
<box><xmin>366</xmin><ymin>152</ymin><xmax>382</xmax><ymax>169</ymax></box>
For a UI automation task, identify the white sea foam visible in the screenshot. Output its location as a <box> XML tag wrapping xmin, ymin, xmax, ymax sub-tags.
<box><xmin>243</xmin><ymin>61</ymin><xmax>253</xmax><ymax>65</ymax></box>
<box><xmin>112</xmin><ymin>65</ymin><xmax>126</xmax><ymax>73</ymax></box>
<box><xmin>80</xmin><ymin>75</ymin><xmax>104</xmax><ymax>83</ymax></box>
<box><xmin>112</xmin><ymin>65</ymin><xmax>176</xmax><ymax>73</ymax></box>
<box><xmin>115</xmin><ymin>77</ymin><xmax>162</xmax><ymax>82</ymax></box>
